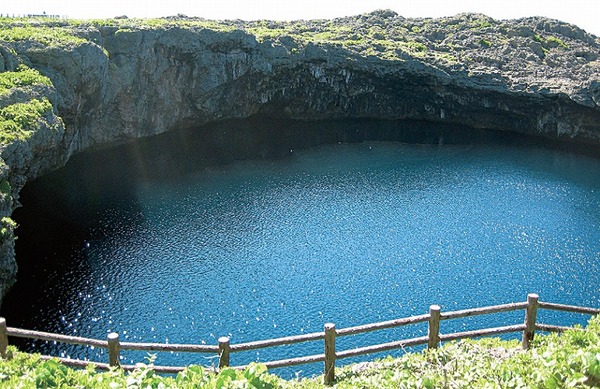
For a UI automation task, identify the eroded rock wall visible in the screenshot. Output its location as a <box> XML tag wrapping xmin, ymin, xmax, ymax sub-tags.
<box><xmin>12</xmin><ymin>19</ymin><xmax>600</xmax><ymax>165</ymax></box>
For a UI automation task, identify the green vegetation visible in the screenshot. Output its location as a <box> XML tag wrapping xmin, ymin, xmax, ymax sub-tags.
<box><xmin>0</xmin><ymin>217</ymin><xmax>16</xmax><ymax>240</ymax></box>
<box><xmin>0</xmin><ymin>353</ymin><xmax>282</xmax><ymax>389</ymax></box>
<box><xmin>0</xmin><ymin>11</ymin><xmax>584</xmax><ymax>69</ymax></box>
<box><xmin>315</xmin><ymin>327</ymin><xmax>600</xmax><ymax>388</ymax></box>
<box><xmin>469</xmin><ymin>19</ymin><xmax>493</xmax><ymax>30</ymax></box>
<box><xmin>0</xmin><ymin>316</ymin><xmax>598</xmax><ymax>388</ymax></box>
<box><xmin>0</xmin><ymin>13</ymin><xmax>478</xmax><ymax>62</ymax></box>
<box><xmin>479</xmin><ymin>38</ymin><xmax>492</xmax><ymax>48</ymax></box>
<box><xmin>291</xmin><ymin>317</ymin><xmax>600</xmax><ymax>388</ymax></box>
<box><xmin>545</xmin><ymin>35</ymin><xmax>569</xmax><ymax>49</ymax></box>
<box><xmin>3</xmin><ymin>16</ymin><xmax>238</xmax><ymax>33</ymax></box>
<box><xmin>0</xmin><ymin>65</ymin><xmax>52</xmax><ymax>96</ymax></box>
<box><xmin>236</xmin><ymin>18</ymin><xmax>443</xmax><ymax>61</ymax></box>
<box><xmin>0</xmin><ymin>64</ymin><xmax>56</xmax><ymax>145</ymax></box>
<box><xmin>0</xmin><ymin>181</ymin><xmax>10</xmax><ymax>196</ymax></box>
<box><xmin>0</xmin><ymin>24</ymin><xmax>87</xmax><ymax>46</ymax></box>
<box><xmin>533</xmin><ymin>34</ymin><xmax>569</xmax><ymax>49</ymax></box>
<box><xmin>0</xmin><ymin>98</ymin><xmax>53</xmax><ymax>143</ymax></box>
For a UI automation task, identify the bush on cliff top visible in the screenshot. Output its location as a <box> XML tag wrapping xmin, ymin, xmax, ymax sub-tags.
<box><xmin>0</xmin><ymin>65</ymin><xmax>55</xmax><ymax>144</ymax></box>
<box><xmin>0</xmin><ymin>65</ymin><xmax>52</xmax><ymax>96</ymax></box>
<box><xmin>0</xmin><ymin>98</ymin><xmax>53</xmax><ymax>143</ymax></box>
<box><xmin>0</xmin><ymin>316</ymin><xmax>598</xmax><ymax>388</ymax></box>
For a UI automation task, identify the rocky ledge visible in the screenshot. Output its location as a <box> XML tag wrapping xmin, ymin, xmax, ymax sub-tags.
<box><xmin>0</xmin><ymin>10</ymin><xmax>598</xmax><ymax>301</ymax></box>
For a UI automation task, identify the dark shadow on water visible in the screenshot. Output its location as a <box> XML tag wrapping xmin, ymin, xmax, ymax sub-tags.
<box><xmin>18</xmin><ymin>116</ymin><xmax>549</xmax><ymax>230</ymax></box>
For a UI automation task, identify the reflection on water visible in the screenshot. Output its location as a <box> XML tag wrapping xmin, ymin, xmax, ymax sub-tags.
<box><xmin>2</xmin><ymin>119</ymin><xmax>600</xmax><ymax>377</ymax></box>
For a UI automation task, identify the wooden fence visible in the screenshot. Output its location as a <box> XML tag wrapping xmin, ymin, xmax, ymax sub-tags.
<box><xmin>0</xmin><ymin>293</ymin><xmax>598</xmax><ymax>385</ymax></box>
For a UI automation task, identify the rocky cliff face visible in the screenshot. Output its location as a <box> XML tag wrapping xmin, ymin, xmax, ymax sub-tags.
<box><xmin>0</xmin><ymin>10</ymin><xmax>599</xmax><ymax>301</ymax></box>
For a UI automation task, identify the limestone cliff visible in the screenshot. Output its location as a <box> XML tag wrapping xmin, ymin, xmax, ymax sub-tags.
<box><xmin>0</xmin><ymin>10</ymin><xmax>599</xmax><ymax>301</ymax></box>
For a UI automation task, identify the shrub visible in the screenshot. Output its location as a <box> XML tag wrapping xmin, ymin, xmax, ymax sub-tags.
<box><xmin>0</xmin><ymin>65</ymin><xmax>52</xmax><ymax>96</ymax></box>
<box><xmin>0</xmin><ymin>98</ymin><xmax>53</xmax><ymax>143</ymax></box>
<box><xmin>0</xmin><ymin>217</ymin><xmax>16</xmax><ymax>240</ymax></box>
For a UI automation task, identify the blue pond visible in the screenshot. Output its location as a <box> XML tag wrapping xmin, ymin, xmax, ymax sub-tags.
<box><xmin>2</xmin><ymin>120</ymin><xmax>600</xmax><ymax>377</ymax></box>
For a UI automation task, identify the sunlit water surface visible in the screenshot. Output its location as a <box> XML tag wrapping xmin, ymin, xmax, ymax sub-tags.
<box><xmin>2</xmin><ymin>139</ymin><xmax>600</xmax><ymax>377</ymax></box>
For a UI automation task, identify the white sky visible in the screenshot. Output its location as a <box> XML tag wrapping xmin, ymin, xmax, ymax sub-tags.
<box><xmin>3</xmin><ymin>0</ymin><xmax>600</xmax><ymax>36</ymax></box>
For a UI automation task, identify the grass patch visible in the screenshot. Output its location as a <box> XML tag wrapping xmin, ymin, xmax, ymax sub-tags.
<box><xmin>0</xmin><ymin>64</ymin><xmax>57</xmax><ymax>144</ymax></box>
<box><xmin>533</xmin><ymin>34</ymin><xmax>569</xmax><ymax>50</ymax></box>
<box><xmin>0</xmin><ymin>98</ymin><xmax>53</xmax><ymax>143</ymax></box>
<box><xmin>67</xmin><ymin>17</ymin><xmax>238</xmax><ymax>33</ymax></box>
<box><xmin>0</xmin><ymin>65</ymin><xmax>52</xmax><ymax>96</ymax></box>
<box><xmin>0</xmin><ymin>24</ymin><xmax>87</xmax><ymax>46</ymax></box>
<box><xmin>545</xmin><ymin>35</ymin><xmax>569</xmax><ymax>49</ymax></box>
<box><xmin>0</xmin><ymin>354</ymin><xmax>281</xmax><ymax>389</ymax></box>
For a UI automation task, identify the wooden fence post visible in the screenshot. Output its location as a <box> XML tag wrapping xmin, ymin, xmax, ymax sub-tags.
<box><xmin>0</xmin><ymin>318</ymin><xmax>8</xmax><ymax>359</ymax></box>
<box><xmin>428</xmin><ymin>305</ymin><xmax>441</xmax><ymax>349</ymax></box>
<box><xmin>522</xmin><ymin>293</ymin><xmax>539</xmax><ymax>349</ymax></box>
<box><xmin>324</xmin><ymin>323</ymin><xmax>336</xmax><ymax>386</ymax></box>
<box><xmin>218</xmin><ymin>337</ymin><xmax>230</xmax><ymax>369</ymax></box>
<box><xmin>107</xmin><ymin>332</ymin><xmax>120</xmax><ymax>367</ymax></box>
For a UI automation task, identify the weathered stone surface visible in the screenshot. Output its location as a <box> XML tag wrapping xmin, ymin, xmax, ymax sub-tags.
<box><xmin>0</xmin><ymin>11</ymin><xmax>599</xmax><ymax>302</ymax></box>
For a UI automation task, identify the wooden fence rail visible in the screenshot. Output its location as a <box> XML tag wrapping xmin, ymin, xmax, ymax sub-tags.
<box><xmin>0</xmin><ymin>293</ymin><xmax>598</xmax><ymax>385</ymax></box>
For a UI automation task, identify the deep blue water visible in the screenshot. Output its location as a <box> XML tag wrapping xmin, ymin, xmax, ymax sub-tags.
<box><xmin>2</xmin><ymin>132</ymin><xmax>600</xmax><ymax>377</ymax></box>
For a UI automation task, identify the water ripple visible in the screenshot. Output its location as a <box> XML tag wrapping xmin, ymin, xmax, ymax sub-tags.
<box><xmin>3</xmin><ymin>141</ymin><xmax>600</xmax><ymax>376</ymax></box>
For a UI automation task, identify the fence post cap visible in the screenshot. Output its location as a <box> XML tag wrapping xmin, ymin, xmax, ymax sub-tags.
<box><xmin>430</xmin><ymin>305</ymin><xmax>441</xmax><ymax>311</ymax></box>
<box><xmin>528</xmin><ymin>293</ymin><xmax>539</xmax><ymax>299</ymax></box>
<box><xmin>107</xmin><ymin>332</ymin><xmax>119</xmax><ymax>340</ymax></box>
<box><xmin>0</xmin><ymin>318</ymin><xmax>5</xmax><ymax>325</ymax></box>
<box><xmin>324</xmin><ymin>323</ymin><xmax>335</xmax><ymax>330</ymax></box>
<box><xmin>218</xmin><ymin>336</ymin><xmax>230</xmax><ymax>343</ymax></box>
